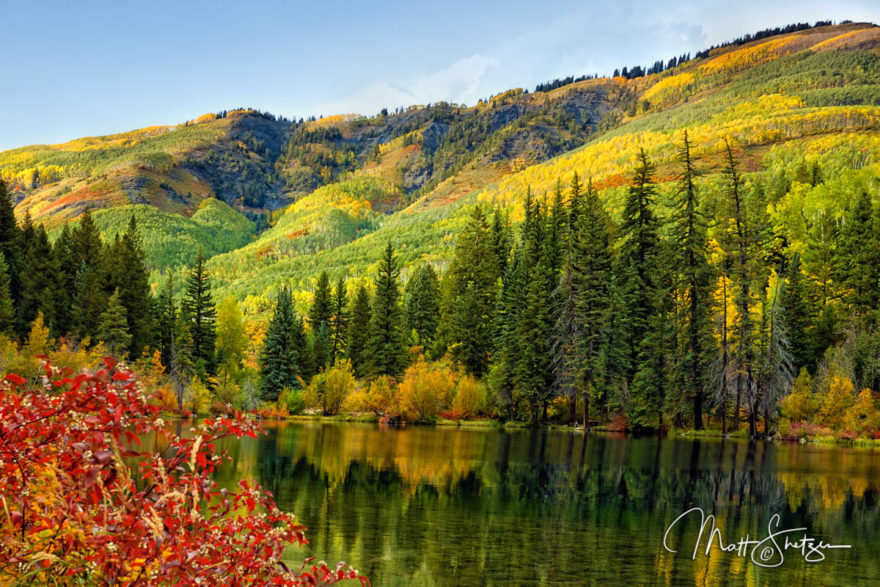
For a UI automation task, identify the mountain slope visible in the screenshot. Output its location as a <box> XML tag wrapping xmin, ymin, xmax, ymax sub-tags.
<box><xmin>198</xmin><ymin>21</ymin><xmax>880</xmax><ymax>312</ymax></box>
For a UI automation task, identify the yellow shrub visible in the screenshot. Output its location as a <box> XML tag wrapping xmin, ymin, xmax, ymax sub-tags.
<box><xmin>844</xmin><ymin>389</ymin><xmax>877</xmax><ymax>435</ymax></box>
<box><xmin>303</xmin><ymin>359</ymin><xmax>356</xmax><ymax>415</ymax></box>
<box><xmin>779</xmin><ymin>369</ymin><xmax>819</xmax><ymax>422</ymax></box>
<box><xmin>451</xmin><ymin>375</ymin><xmax>483</xmax><ymax>419</ymax></box>
<box><xmin>398</xmin><ymin>359</ymin><xmax>456</xmax><ymax>422</ymax></box>
<box><xmin>817</xmin><ymin>374</ymin><xmax>856</xmax><ymax>430</ymax></box>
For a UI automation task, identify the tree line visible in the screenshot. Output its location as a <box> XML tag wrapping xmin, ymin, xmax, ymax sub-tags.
<box><xmin>255</xmin><ymin>131</ymin><xmax>880</xmax><ymax>435</ymax></box>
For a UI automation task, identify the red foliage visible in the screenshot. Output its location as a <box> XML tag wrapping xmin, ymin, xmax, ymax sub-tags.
<box><xmin>0</xmin><ymin>358</ymin><xmax>366</xmax><ymax>586</ymax></box>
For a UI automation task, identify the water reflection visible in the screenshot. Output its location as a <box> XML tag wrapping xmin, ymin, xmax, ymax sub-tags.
<box><xmin>210</xmin><ymin>423</ymin><xmax>880</xmax><ymax>586</ymax></box>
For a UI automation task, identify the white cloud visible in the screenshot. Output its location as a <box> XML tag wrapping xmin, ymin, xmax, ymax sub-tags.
<box><xmin>311</xmin><ymin>53</ymin><xmax>497</xmax><ymax>116</ymax></box>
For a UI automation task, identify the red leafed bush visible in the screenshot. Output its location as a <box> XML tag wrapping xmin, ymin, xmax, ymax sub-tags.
<box><xmin>0</xmin><ymin>358</ymin><xmax>366</xmax><ymax>586</ymax></box>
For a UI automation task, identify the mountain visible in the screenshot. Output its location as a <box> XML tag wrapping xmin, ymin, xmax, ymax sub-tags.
<box><xmin>2</xmin><ymin>21</ymin><xmax>879</xmax><ymax>303</ymax></box>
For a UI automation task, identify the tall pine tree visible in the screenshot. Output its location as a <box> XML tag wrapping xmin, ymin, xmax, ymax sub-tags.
<box><xmin>366</xmin><ymin>243</ymin><xmax>408</xmax><ymax>377</ymax></box>
<box><xmin>259</xmin><ymin>286</ymin><xmax>301</xmax><ymax>401</ymax></box>
<box><xmin>181</xmin><ymin>249</ymin><xmax>217</xmax><ymax>376</ymax></box>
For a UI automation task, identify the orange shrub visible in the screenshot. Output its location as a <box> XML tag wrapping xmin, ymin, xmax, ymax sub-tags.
<box><xmin>398</xmin><ymin>359</ymin><xmax>456</xmax><ymax>423</ymax></box>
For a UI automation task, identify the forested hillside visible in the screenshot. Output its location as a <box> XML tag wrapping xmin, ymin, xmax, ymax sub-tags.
<box><xmin>1</xmin><ymin>20</ymin><xmax>880</xmax><ymax>437</ymax></box>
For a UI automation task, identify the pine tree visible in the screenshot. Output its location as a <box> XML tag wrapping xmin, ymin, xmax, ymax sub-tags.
<box><xmin>309</xmin><ymin>271</ymin><xmax>333</xmax><ymax>371</ymax></box>
<box><xmin>554</xmin><ymin>174</ymin><xmax>582</xmax><ymax>425</ymax></box>
<box><xmin>71</xmin><ymin>209</ymin><xmax>108</xmax><ymax>341</ymax></box>
<box><xmin>52</xmin><ymin>224</ymin><xmax>77</xmax><ymax>337</ymax></box>
<box><xmin>259</xmin><ymin>286</ymin><xmax>301</xmax><ymax>401</ymax></box>
<box><xmin>329</xmin><ymin>277</ymin><xmax>348</xmax><ymax>365</ymax></box>
<box><xmin>671</xmin><ymin>132</ymin><xmax>714</xmax><ymax>429</ymax></box>
<box><xmin>97</xmin><ymin>289</ymin><xmax>132</xmax><ymax>356</ymax></box>
<box><xmin>0</xmin><ymin>181</ymin><xmax>22</xmax><ymax>316</ymax></box>
<box><xmin>113</xmin><ymin>216</ymin><xmax>153</xmax><ymax>356</ymax></box>
<box><xmin>572</xmin><ymin>179</ymin><xmax>614</xmax><ymax>427</ymax></box>
<box><xmin>0</xmin><ymin>252</ymin><xmax>14</xmax><ymax>336</ymax></box>
<box><xmin>513</xmin><ymin>198</ymin><xmax>556</xmax><ymax>422</ymax></box>
<box><xmin>723</xmin><ymin>139</ymin><xmax>757</xmax><ymax>436</ymax></box>
<box><xmin>17</xmin><ymin>218</ymin><xmax>57</xmax><ymax>337</ymax></box>
<box><xmin>181</xmin><ymin>249</ymin><xmax>217</xmax><ymax>376</ymax></box>
<box><xmin>617</xmin><ymin>149</ymin><xmax>666</xmax><ymax>428</ymax></box>
<box><xmin>780</xmin><ymin>253</ymin><xmax>811</xmax><ymax>374</ymax></box>
<box><xmin>404</xmin><ymin>264</ymin><xmax>440</xmax><ymax>347</ymax></box>
<box><xmin>441</xmin><ymin>206</ymin><xmax>500</xmax><ymax>377</ymax></box>
<box><xmin>156</xmin><ymin>273</ymin><xmax>177</xmax><ymax>370</ymax></box>
<box><xmin>366</xmin><ymin>243</ymin><xmax>408</xmax><ymax>377</ymax></box>
<box><xmin>347</xmin><ymin>284</ymin><xmax>372</xmax><ymax>377</ymax></box>
<box><xmin>835</xmin><ymin>191</ymin><xmax>880</xmax><ymax>319</ymax></box>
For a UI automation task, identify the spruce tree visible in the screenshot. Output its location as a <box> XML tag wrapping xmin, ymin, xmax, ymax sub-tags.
<box><xmin>0</xmin><ymin>180</ymin><xmax>22</xmax><ymax>314</ymax></box>
<box><xmin>52</xmin><ymin>224</ymin><xmax>77</xmax><ymax>337</ymax></box>
<box><xmin>835</xmin><ymin>191</ymin><xmax>880</xmax><ymax>319</ymax></box>
<box><xmin>366</xmin><ymin>243</ymin><xmax>408</xmax><ymax>377</ymax></box>
<box><xmin>17</xmin><ymin>218</ymin><xmax>57</xmax><ymax>337</ymax></box>
<box><xmin>97</xmin><ymin>289</ymin><xmax>132</xmax><ymax>356</ymax></box>
<box><xmin>554</xmin><ymin>175</ymin><xmax>582</xmax><ymax>424</ymax></box>
<box><xmin>404</xmin><ymin>264</ymin><xmax>440</xmax><ymax>347</ymax></box>
<box><xmin>617</xmin><ymin>148</ymin><xmax>666</xmax><ymax>429</ymax></box>
<box><xmin>309</xmin><ymin>271</ymin><xmax>333</xmax><ymax>371</ymax></box>
<box><xmin>259</xmin><ymin>286</ymin><xmax>300</xmax><ymax>401</ymax></box>
<box><xmin>181</xmin><ymin>249</ymin><xmax>217</xmax><ymax>376</ymax></box>
<box><xmin>572</xmin><ymin>179</ymin><xmax>614</xmax><ymax>427</ymax></box>
<box><xmin>780</xmin><ymin>253</ymin><xmax>811</xmax><ymax>374</ymax></box>
<box><xmin>156</xmin><ymin>273</ymin><xmax>177</xmax><ymax>370</ymax></box>
<box><xmin>114</xmin><ymin>216</ymin><xmax>153</xmax><ymax>357</ymax></box>
<box><xmin>329</xmin><ymin>277</ymin><xmax>348</xmax><ymax>364</ymax></box>
<box><xmin>0</xmin><ymin>252</ymin><xmax>14</xmax><ymax>337</ymax></box>
<box><xmin>441</xmin><ymin>206</ymin><xmax>500</xmax><ymax>377</ymax></box>
<box><xmin>71</xmin><ymin>209</ymin><xmax>108</xmax><ymax>340</ymax></box>
<box><xmin>347</xmin><ymin>284</ymin><xmax>372</xmax><ymax>378</ymax></box>
<box><xmin>723</xmin><ymin>139</ymin><xmax>757</xmax><ymax>436</ymax></box>
<box><xmin>513</xmin><ymin>198</ymin><xmax>556</xmax><ymax>422</ymax></box>
<box><xmin>671</xmin><ymin>131</ymin><xmax>714</xmax><ymax>429</ymax></box>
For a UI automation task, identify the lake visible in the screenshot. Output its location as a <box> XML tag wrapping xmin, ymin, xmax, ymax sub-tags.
<box><xmin>208</xmin><ymin>422</ymin><xmax>879</xmax><ymax>586</ymax></box>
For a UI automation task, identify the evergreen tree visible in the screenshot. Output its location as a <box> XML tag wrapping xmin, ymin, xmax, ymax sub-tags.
<box><xmin>554</xmin><ymin>174</ymin><xmax>583</xmax><ymax>424</ymax></box>
<box><xmin>259</xmin><ymin>286</ymin><xmax>301</xmax><ymax>401</ymax></box>
<box><xmin>309</xmin><ymin>271</ymin><xmax>333</xmax><ymax>371</ymax></box>
<box><xmin>617</xmin><ymin>149</ymin><xmax>666</xmax><ymax>428</ymax></box>
<box><xmin>572</xmin><ymin>179</ymin><xmax>614</xmax><ymax>427</ymax></box>
<box><xmin>181</xmin><ymin>249</ymin><xmax>217</xmax><ymax>376</ymax></box>
<box><xmin>404</xmin><ymin>264</ymin><xmax>440</xmax><ymax>347</ymax></box>
<box><xmin>170</xmin><ymin>320</ymin><xmax>195</xmax><ymax>410</ymax></box>
<box><xmin>0</xmin><ymin>252</ymin><xmax>14</xmax><ymax>336</ymax></box>
<box><xmin>52</xmin><ymin>224</ymin><xmax>77</xmax><ymax>337</ymax></box>
<box><xmin>0</xmin><ymin>180</ymin><xmax>22</xmax><ymax>316</ymax></box>
<box><xmin>347</xmin><ymin>284</ymin><xmax>372</xmax><ymax>377</ymax></box>
<box><xmin>329</xmin><ymin>277</ymin><xmax>348</xmax><ymax>364</ymax></box>
<box><xmin>156</xmin><ymin>273</ymin><xmax>177</xmax><ymax>370</ymax></box>
<box><xmin>71</xmin><ymin>209</ymin><xmax>108</xmax><ymax>341</ymax></box>
<box><xmin>780</xmin><ymin>253</ymin><xmax>811</xmax><ymax>374</ymax></box>
<box><xmin>366</xmin><ymin>243</ymin><xmax>408</xmax><ymax>377</ymax></box>
<box><xmin>723</xmin><ymin>139</ymin><xmax>758</xmax><ymax>436</ymax></box>
<box><xmin>113</xmin><ymin>216</ymin><xmax>153</xmax><ymax>357</ymax></box>
<box><xmin>441</xmin><ymin>206</ymin><xmax>500</xmax><ymax>377</ymax></box>
<box><xmin>17</xmin><ymin>217</ymin><xmax>57</xmax><ymax>337</ymax></box>
<box><xmin>671</xmin><ymin>132</ymin><xmax>714</xmax><ymax>429</ymax></box>
<box><xmin>513</xmin><ymin>198</ymin><xmax>557</xmax><ymax>422</ymax></box>
<box><xmin>835</xmin><ymin>191</ymin><xmax>880</xmax><ymax>319</ymax></box>
<box><xmin>96</xmin><ymin>289</ymin><xmax>132</xmax><ymax>356</ymax></box>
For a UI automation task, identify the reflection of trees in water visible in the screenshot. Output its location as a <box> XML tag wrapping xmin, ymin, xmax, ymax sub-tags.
<box><xmin>209</xmin><ymin>425</ymin><xmax>879</xmax><ymax>586</ymax></box>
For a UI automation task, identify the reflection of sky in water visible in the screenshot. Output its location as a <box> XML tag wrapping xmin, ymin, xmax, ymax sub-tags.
<box><xmin>205</xmin><ymin>423</ymin><xmax>879</xmax><ymax>586</ymax></box>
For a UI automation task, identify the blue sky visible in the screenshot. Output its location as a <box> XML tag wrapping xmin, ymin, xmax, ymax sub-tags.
<box><xmin>1</xmin><ymin>0</ymin><xmax>877</xmax><ymax>151</ymax></box>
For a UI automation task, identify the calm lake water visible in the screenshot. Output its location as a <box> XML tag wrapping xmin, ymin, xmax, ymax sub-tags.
<box><xmin>207</xmin><ymin>423</ymin><xmax>879</xmax><ymax>586</ymax></box>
